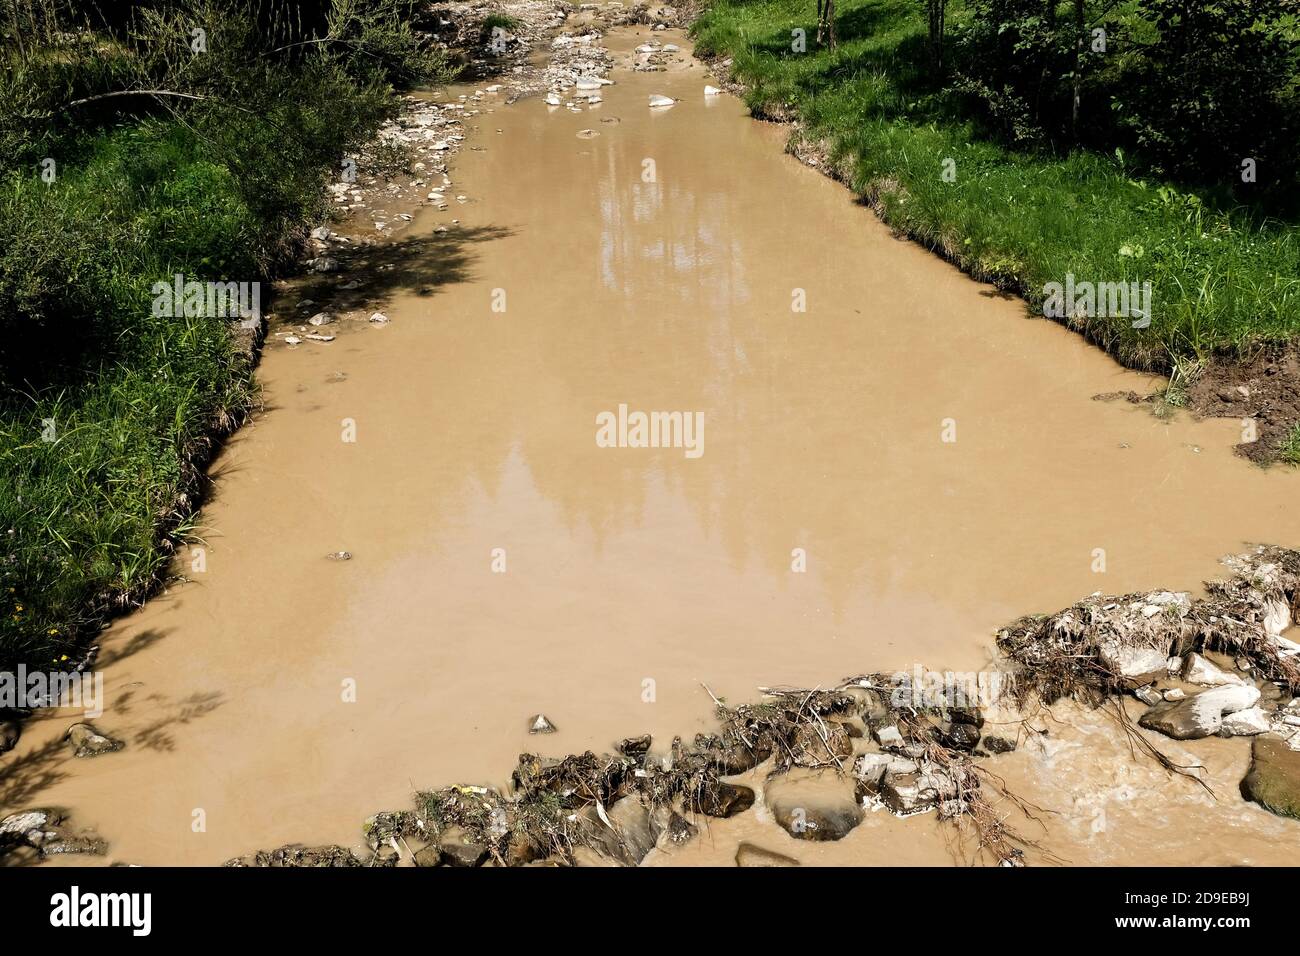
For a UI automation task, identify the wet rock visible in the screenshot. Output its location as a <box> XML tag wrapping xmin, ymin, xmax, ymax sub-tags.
<box><xmin>368</xmin><ymin>312</ymin><xmax>390</xmax><ymax>324</ymax></box>
<box><xmin>695</xmin><ymin>781</ymin><xmax>755</xmax><ymax>818</ymax></box>
<box><xmin>0</xmin><ymin>808</ymin><xmax>62</xmax><ymax>849</ymax></box>
<box><xmin>981</xmin><ymin>734</ymin><xmax>1017</xmax><ymax>754</ymax></box>
<box><xmin>873</xmin><ymin>724</ymin><xmax>905</xmax><ymax>750</ymax></box>
<box><xmin>942</xmin><ymin>722</ymin><xmax>981</xmax><ymax>751</ymax></box>
<box><xmin>1163</xmin><ymin>688</ymin><xmax>1186</xmax><ymax>702</ymax></box>
<box><xmin>1181</xmin><ymin>653</ymin><xmax>1244</xmax><ymax>687</ymax></box>
<box><xmin>325</xmin><ymin>551</ymin><xmax>352</xmax><ymax>561</ymax></box>
<box><xmin>1241</xmin><ymin>735</ymin><xmax>1300</xmax><ymax>820</ymax></box>
<box><xmin>871</xmin><ymin>766</ymin><xmax>960</xmax><ymax>816</ymax></box>
<box><xmin>766</xmin><ymin>772</ymin><xmax>863</xmax><ymax>841</ymax></box>
<box><xmin>648</xmin><ymin>94</ymin><xmax>674</xmax><ymax>108</ymax></box>
<box><xmin>704</xmin><ymin>85</ymin><xmax>722</xmax><ymax>96</ymax></box>
<box><xmin>37</xmin><ymin>827</ymin><xmax>107</xmax><ymax>857</ymax></box>
<box><xmin>308</xmin><ymin>311</ymin><xmax>333</xmax><ymax>326</ymax></box>
<box><xmin>438</xmin><ymin>825</ymin><xmax>488</xmax><ymax>867</ymax></box>
<box><xmin>1139</xmin><ymin>683</ymin><xmax>1261</xmax><ymax>739</ymax></box>
<box><xmin>1135</xmin><ymin>685</ymin><xmax>1163</xmax><ymax>706</ymax></box>
<box><xmin>1221</xmin><ymin>707</ymin><xmax>1271</xmax><ymax>736</ymax></box>
<box><xmin>528</xmin><ymin>713</ymin><xmax>557</xmax><ymax>734</ymax></box>
<box><xmin>853</xmin><ymin>752</ymin><xmax>918</xmax><ymax>789</ymax></box>
<box><xmin>64</xmin><ymin>722</ymin><xmax>123</xmax><ymax>758</ymax></box>
<box><xmin>736</xmin><ymin>842</ymin><xmax>800</xmax><ymax>867</ymax></box>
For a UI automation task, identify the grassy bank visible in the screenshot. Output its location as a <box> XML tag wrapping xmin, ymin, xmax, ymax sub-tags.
<box><xmin>0</xmin><ymin>1</ymin><xmax>452</xmax><ymax>670</ymax></box>
<box><xmin>691</xmin><ymin>0</ymin><xmax>1300</xmax><ymax>375</ymax></box>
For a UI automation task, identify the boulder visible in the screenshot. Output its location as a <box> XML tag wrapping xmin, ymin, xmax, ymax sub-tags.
<box><xmin>64</xmin><ymin>722</ymin><xmax>123</xmax><ymax>758</ymax></box>
<box><xmin>735</xmin><ymin>842</ymin><xmax>800</xmax><ymax>866</ymax></box>
<box><xmin>1241</xmin><ymin>736</ymin><xmax>1300</xmax><ymax>820</ymax></box>
<box><xmin>768</xmin><ymin>781</ymin><xmax>863</xmax><ymax>842</ymax></box>
<box><xmin>1181</xmin><ymin>653</ymin><xmax>1244</xmax><ymax>687</ymax></box>
<box><xmin>1139</xmin><ymin>683</ymin><xmax>1261</xmax><ymax>740</ymax></box>
<box><xmin>1221</xmin><ymin>707</ymin><xmax>1271</xmax><ymax>737</ymax></box>
<box><xmin>695</xmin><ymin>781</ymin><xmax>755</xmax><ymax>818</ymax></box>
<box><xmin>1099</xmin><ymin>641</ymin><xmax>1169</xmax><ymax>687</ymax></box>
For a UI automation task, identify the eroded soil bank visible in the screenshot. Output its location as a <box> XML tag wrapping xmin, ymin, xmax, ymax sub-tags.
<box><xmin>5</xmin><ymin>8</ymin><xmax>1300</xmax><ymax>867</ymax></box>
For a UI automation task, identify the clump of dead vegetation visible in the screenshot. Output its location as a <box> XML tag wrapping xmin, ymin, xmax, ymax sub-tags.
<box><xmin>998</xmin><ymin>545</ymin><xmax>1300</xmax><ymax>705</ymax></box>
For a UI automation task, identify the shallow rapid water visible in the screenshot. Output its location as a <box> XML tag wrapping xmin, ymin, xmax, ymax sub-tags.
<box><xmin>10</xmin><ymin>27</ymin><xmax>1300</xmax><ymax>866</ymax></box>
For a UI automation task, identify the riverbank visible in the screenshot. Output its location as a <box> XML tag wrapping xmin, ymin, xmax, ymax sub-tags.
<box><xmin>688</xmin><ymin>0</ymin><xmax>1300</xmax><ymax>464</ymax></box>
<box><xmin>0</xmin><ymin>2</ymin><xmax>454</xmax><ymax>675</ymax></box>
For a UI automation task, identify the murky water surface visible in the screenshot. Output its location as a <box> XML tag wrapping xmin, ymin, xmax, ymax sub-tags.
<box><xmin>11</xmin><ymin>28</ymin><xmax>1300</xmax><ymax>866</ymax></box>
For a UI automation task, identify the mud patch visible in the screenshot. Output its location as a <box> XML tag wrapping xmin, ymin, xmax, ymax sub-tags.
<box><xmin>1186</xmin><ymin>342</ymin><xmax>1300</xmax><ymax>465</ymax></box>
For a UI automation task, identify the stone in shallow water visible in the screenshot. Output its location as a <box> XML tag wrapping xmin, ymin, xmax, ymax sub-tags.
<box><xmin>1138</xmin><ymin>683</ymin><xmax>1260</xmax><ymax>739</ymax></box>
<box><xmin>64</xmin><ymin>722</ymin><xmax>123</xmax><ymax>758</ymax></box>
<box><xmin>1181</xmin><ymin>652</ymin><xmax>1244</xmax><ymax>687</ymax></box>
<box><xmin>528</xmin><ymin>713</ymin><xmax>557</xmax><ymax>734</ymax></box>
<box><xmin>1241</xmin><ymin>735</ymin><xmax>1300</xmax><ymax>819</ymax></box>
<box><xmin>736</xmin><ymin>842</ymin><xmax>800</xmax><ymax>867</ymax></box>
<box><xmin>767</xmin><ymin>769</ymin><xmax>863</xmax><ymax>841</ymax></box>
<box><xmin>1221</xmin><ymin>707</ymin><xmax>1271</xmax><ymax>736</ymax></box>
<box><xmin>695</xmin><ymin>782</ymin><xmax>754</xmax><ymax>818</ymax></box>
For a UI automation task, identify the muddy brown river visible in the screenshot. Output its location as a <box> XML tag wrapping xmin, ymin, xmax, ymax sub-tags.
<box><xmin>11</xmin><ymin>27</ymin><xmax>1300</xmax><ymax>866</ymax></box>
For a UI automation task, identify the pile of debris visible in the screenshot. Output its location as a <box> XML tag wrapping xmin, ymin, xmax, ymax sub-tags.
<box><xmin>226</xmin><ymin>672</ymin><xmax>1038</xmax><ymax>867</ymax></box>
<box><xmin>998</xmin><ymin>545</ymin><xmax>1300</xmax><ymax>815</ymax></box>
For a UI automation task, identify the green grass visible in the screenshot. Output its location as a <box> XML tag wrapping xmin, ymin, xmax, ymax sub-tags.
<box><xmin>0</xmin><ymin>123</ymin><xmax>264</xmax><ymax>668</ymax></box>
<box><xmin>0</xmin><ymin>1</ymin><xmax>454</xmax><ymax>670</ymax></box>
<box><xmin>691</xmin><ymin>0</ymin><xmax>1300</xmax><ymax>371</ymax></box>
<box><xmin>1281</xmin><ymin>424</ymin><xmax>1300</xmax><ymax>466</ymax></box>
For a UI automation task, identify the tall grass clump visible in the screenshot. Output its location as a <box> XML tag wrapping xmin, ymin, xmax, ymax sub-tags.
<box><xmin>0</xmin><ymin>0</ymin><xmax>454</xmax><ymax>669</ymax></box>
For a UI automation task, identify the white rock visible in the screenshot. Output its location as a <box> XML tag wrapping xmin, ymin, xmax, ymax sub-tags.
<box><xmin>648</xmin><ymin>94</ymin><xmax>675</xmax><ymax>108</ymax></box>
<box><xmin>704</xmin><ymin>85</ymin><xmax>722</xmax><ymax>96</ymax></box>
<box><xmin>1221</xmin><ymin>707</ymin><xmax>1271</xmax><ymax>736</ymax></box>
<box><xmin>368</xmin><ymin>312</ymin><xmax>389</xmax><ymax>324</ymax></box>
<box><xmin>1181</xmin><ymin>652</ymin><xmax>1244</xmax><ymax>687</ymax></box>
<box><xmin>544</xmin><ymin>93</ymin><xmax>562</xmax><ymax>106</ymax></box>
<box><xmin>1099</xmin><ymin>641</ymin><xmax>1169</xmax><ymax>684</ymax></box>
<box><xmin>576</xmin><ymin>77</ymin><xmax>602</xmax><ymax>90</ymax></box>
<box><xmin>305</xmin><ymin>333</ymin><xmax>334</xmax><ymax>342</ymax></box>
<box><xmin>310</xmin><ymin>226</ymin><xmax>332</xmax><ymax>241</ymax></box>
<box><xmin>308</xmin><ymin>312</ymin><xmax>333</xmax><ymax>327</ymax></box>
<box><xmin>284</xmin><ymin>335</ymin><xmax>302</xmax><ymax>345</ymax></box>
<box><xmin>1264</xmin><ymin>598</ymin><xmax>1292</xmax><ymax>638</ymax></box>
<box><xmin>1163</xmin><ymin>688</ymin><xmax>1186</xmax><ymax>702</ymax></box>
<box><xmin>528</xmin><ymin>713</ymin><xmax>557</xmax><ymax>734</ymax></box>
